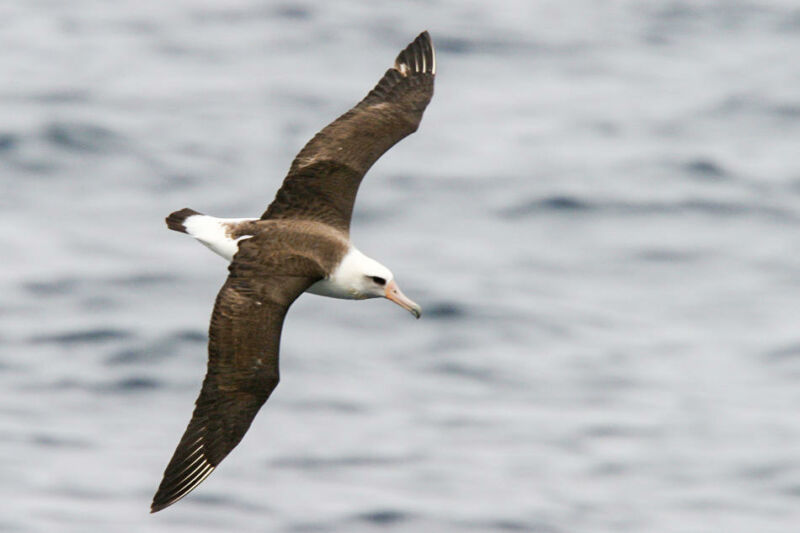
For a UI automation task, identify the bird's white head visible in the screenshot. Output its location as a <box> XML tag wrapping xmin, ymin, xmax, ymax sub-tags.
<box><xmin>334</xmin><ymin>247</ymin><xmax>421</xmax><ymax>318</ymax></box>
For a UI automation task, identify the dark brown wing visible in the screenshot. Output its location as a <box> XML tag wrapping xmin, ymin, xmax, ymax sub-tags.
<box><xmin>151</xmin><ymin>242</ymin><xmax>325</xmax><ymax>513</ymax></box>
<box><xmin>261</xmin><ymin>31</ymin><xmax>436</xmax><ymax>233</ymax></box>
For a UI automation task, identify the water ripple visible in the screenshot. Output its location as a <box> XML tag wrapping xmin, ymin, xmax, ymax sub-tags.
<box><xmin>43</xmin><ymin>121</ymin><xmax>122</xmax><ymax>154</ymax></box>
<box><xmin>501</xmin><ymin>196</ymin><xmax>795</xmax><ymax>220</ymax></box>
<box><xmin>29</xmin><ymin>328</ymin><xmax>133</xmax><ymax>345</ymax></box>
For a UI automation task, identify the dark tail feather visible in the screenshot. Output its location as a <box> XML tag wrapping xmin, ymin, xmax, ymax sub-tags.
<box><xmin>165</xmin><ymin>208</ymin><xmax>201</xmax><ymax>233</ymax></box>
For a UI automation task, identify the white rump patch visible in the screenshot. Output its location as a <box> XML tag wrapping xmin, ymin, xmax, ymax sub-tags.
<box><xmin>183</xmin><ymin>215</ymin><xmax>256</xmax><ymax>262</ymax></box>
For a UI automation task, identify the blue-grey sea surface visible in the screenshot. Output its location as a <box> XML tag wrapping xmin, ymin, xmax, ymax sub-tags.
<box><xmin>2</xmin><ymin>1</ymin><xmax>800</xmax><ymax>532</ymax></box>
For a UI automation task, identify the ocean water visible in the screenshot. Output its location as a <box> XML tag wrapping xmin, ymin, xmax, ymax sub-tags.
<box><xmin>2</xmin><ymin>1</ymin><xmax>800</xmax><ymax>531</ymax></box>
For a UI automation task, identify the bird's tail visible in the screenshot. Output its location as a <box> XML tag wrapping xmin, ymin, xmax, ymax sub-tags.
<box><xmin>165</xmin><ymin>208</ymin><xmax>202</xmax><ymax>233</ymax></box>
<box><xmin>165</xmin><ymin>209</ymin><xmax>258</xmax><ymax>261</ymax></box>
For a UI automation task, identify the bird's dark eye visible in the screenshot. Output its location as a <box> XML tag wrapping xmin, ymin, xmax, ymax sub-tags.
<box><xmin>371</xmin><ymin>276</ymin><xmax>386</xmax><ymax>285</ymax></box>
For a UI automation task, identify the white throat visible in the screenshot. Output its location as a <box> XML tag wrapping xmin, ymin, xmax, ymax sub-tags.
<box><xmin>307</xmin><ymin>246</ymin><xmax>388</xmax><ymax>300</ymax></box>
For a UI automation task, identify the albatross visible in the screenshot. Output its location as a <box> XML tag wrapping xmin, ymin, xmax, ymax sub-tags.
<box><xmin>150</xmin><ymin>31</ymin><xmax>435</xmax><ymax>513</ymax></box>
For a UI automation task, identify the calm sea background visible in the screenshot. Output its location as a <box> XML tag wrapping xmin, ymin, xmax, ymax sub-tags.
<box><xmin>2</xmin><ymin>1</ymin><xmax>800</xmax><ymax>531</ymax></box>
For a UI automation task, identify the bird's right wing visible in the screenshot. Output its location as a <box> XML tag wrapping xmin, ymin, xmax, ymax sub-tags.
<box><xmin>151</xmin><ymin>243</ymin><xmax>324</xmax><ymax>513</ymax></box>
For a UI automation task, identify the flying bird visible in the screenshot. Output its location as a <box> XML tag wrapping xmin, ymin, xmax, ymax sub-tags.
<box><xmin>151</xmin><ymin>31</ymin><xmax>435</xmax><ymax>513</ymax></box>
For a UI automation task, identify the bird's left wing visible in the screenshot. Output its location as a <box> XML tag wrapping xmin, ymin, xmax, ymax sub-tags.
<box><xmin>151</xmin><ymin>243</ymin><xmax>324</xmax><ymax>512</ymax></box>
<box><xmin>261</xmin><ymin>31</ymin><xmax>436</xmax><ymax>234</ymax></box>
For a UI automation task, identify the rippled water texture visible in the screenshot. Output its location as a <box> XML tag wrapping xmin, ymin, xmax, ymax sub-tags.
<box><xmin>2</xmin><ymin>1</ymin><xmax>800</xmax><ymax>532</ymax></box>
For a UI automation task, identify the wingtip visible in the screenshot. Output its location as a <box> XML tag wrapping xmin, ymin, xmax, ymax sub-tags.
<box><xmin>417</xmin><ymin>31</ymin><xmax>435</xmax><ymax>75</ymax></box>
<box><xmin>150</xmin><ymin>495</ymin><xmax>172</xmax><ymax>513</ymax></box>
<box><xmin>150</xmin><ymin>451</ymin><xmax>217</xmax><ymax>513</ymax></box>
<box><xmin>394</xmin><ymin>30</ymin><xmax>436</xmax><ymax>76</ymax></box>
<box><xmin>150</xmin><ymin>495</ymin><xmax>173</xmax><ymax>514</ymax></box>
